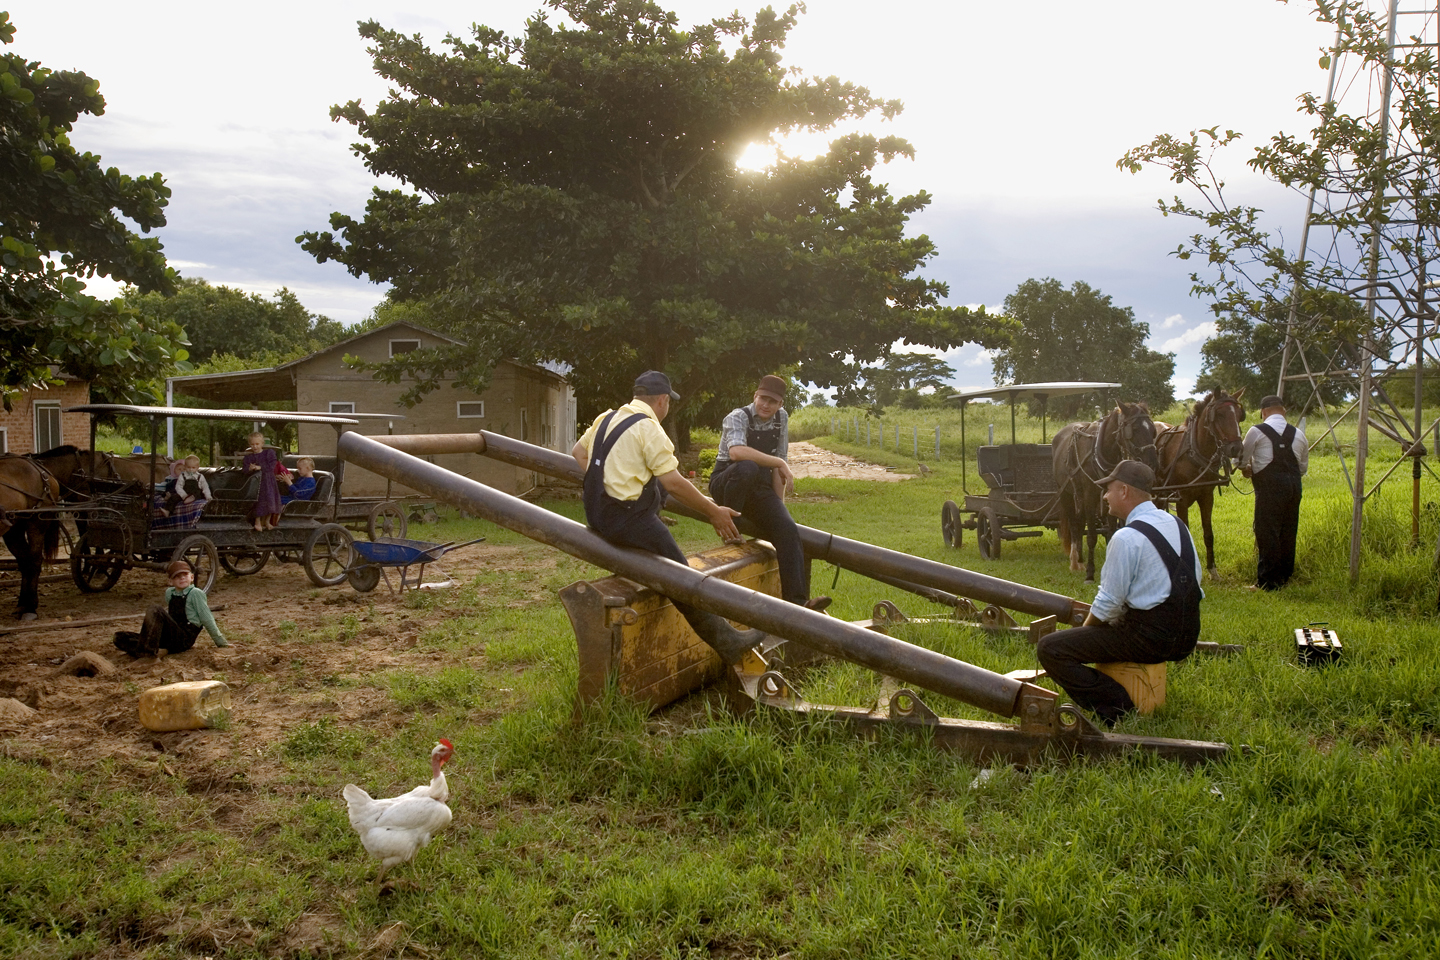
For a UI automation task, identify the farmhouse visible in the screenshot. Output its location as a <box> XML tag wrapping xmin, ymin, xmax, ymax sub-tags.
<box><xmin>166</xmin><ymin>321</ymin><xmax>575</xmax><ymax>496</ymax></box>
<box><xmin>0</xmin><ymin>373</ymin><xmax>90</xmax><ymax>454</ymax></box>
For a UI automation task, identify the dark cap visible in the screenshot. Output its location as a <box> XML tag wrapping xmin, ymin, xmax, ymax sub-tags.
<box><xmin>755</xmin><ymin>375</ymin><xmax>787</xmax><ymax>403</ymax></box>
<box><xmin>633</xmin><ymin>370</ymin><xmax>680</xmax><ymax>401</ymax></box>
<box><xmin>1095</xmin><ymin>459</ymin><xmax>1155</xmax><ymax>494</ymax></box>
<box><xmin>1259</xmin><ymin>395</ymin><xmax>1285</xmax><ymax>410</ymax></box>
<box><xmin>166</xmin><ymin>560</ymin><xmax>193</xmax><ymax>578</ymax></box>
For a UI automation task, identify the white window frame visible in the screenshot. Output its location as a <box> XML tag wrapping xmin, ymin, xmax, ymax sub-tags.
<box><xmin>329</xmin><ymin>401</ymin><xmax>356</xmax><ymax>415</ymax></box>
<box><xmin>389</xmin><ymin>339</ymin><xmax>422</xmax><ymax>357</ymax></box>
<box><xmin>0</xmin><ymin>426</ymin><xmax>8</xmax><ymax>453</ymax></box>
<box><xmin>520</xmin><ymin>407</ymin><xmax>528</xmax><ymax>442</ymax></box>
<box><xmin>457</xmin><ymin>401</ymin><xmax>485</xmax><ymax>419</ymax></box>
<box><xmin>33</xmin><ymin>401</ymin><xmax>61</xmax><ymax>452</ymax></box>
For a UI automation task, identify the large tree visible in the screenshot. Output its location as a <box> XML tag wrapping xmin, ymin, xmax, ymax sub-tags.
<box><xmin>300</xmin><ymin>0</ymin><xmax>1010</xmax><ymax>435</ymax></box>
<box><xmin>0</xmin><ymin>11</ymin><xmax>187</xmax><ymax>405</ymax></box>
<box><xmin>991</xmin><ymin>278</ymin><xmax>1176</xmax><ymax>417</ymax></box>
<box><xmin>124</xmin><ymin>277</ymin><xmax>346</xmax><ymax>364</ymax></box>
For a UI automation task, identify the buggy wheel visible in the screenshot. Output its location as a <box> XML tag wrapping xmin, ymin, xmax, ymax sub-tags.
<box><xmin>70</xmin><ymin>532</ymin><xmax>125</xmax><ymax>593</ymax></box>
<box><xmin>173</xmin><ymin>535</ymin><xmax>219</xmax><ymax>593</ymax></box>
<box><xmin>220</xmin><ymin>549</ymin><xmax>270</xmax><ymax>577</ymax></box>
<box><xmin>304</xmin><ymin>523</ymin><xmax>354</xmax><ymax>587</ymax></box>
<box><xmin>347</xmin><ymin>562</ymin><xmax>382</xmax><ymax>593</ymax></box>
<box><xmin>941</xmin><ymin>500</ymin><xmax>962</xmax><ymax>549</ymax></box>
<box><xmin>976</xmin><ymin>506</ymin><xmax>1001</xmax><ymax>561</ymax></box>
<box><xmin>367</xmin><ymin>501</ymin><xmax>407</xmax><ymax>541</ymax></box>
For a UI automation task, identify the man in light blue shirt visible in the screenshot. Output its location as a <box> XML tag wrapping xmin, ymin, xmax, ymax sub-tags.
<box><xmin>1037</xmin><ymin>460</ymin><xmax>1203</xmax><ymax>725</ymax></box>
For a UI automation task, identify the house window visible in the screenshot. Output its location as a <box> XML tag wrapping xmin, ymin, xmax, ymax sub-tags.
<box><xmin>329</xmin><ymin>401</ymin><xmax>355</xmax><ymax>415</ymax></box>
<box><xmin>33</xmin><ymin>402</ymin><xmax>61</xmax><ymax>452</ymax></box>
<box><xmin>457</xmin><ymin>401</ymin><xmax>485</xmax><ymax>418</ymax></box>
<box><xmin>521</xmin><ymin>408</ymin><xmax>528</xmax><ymax>442</ymax></box>
<box><xmin>389</xmin><ymin>339</ymin><xmax>421</xmax><ymax>357</ymax></box>
<box><xmin>540</xmin><ymin>404</ymin><xmax>550</xmax><ymax>447</ymax></box>
<box><xmin>0</xmin><ymin>426</ymin><xmax>8</xmax><ymax>453</ymax></box>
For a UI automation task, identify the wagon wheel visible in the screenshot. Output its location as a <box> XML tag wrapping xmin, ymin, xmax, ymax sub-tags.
<box><xmin>220</xmin><ymin>549</ymin><xmax>270</xmax><ymax>577</ymax></box>
<box><xmin>70</xmin><ymin>532</ymin><xmax>126</xmax><ymax>593</ymax></box>
<box><xmin>304</xmin><ymin>523</ymin><xmax>355</xmax><ymax>587</ymax></box>
<box><xmin>941</xmin><ymin>500</ymin><xmax>962</xmax><ymax>549</ymax></box>
<box><xmin>367</xmin><ymin>501</ymin><xmax>407</xmax><ymax>541</ymax></box>
<box><xmin>976</xmin><ymin>506</ymin><xmax>1001</xmax><ymax>561</ymax></box>
<box><xmin>173</xmin><ymin>535</ymin><xmax>219</xmax><ymax>594</ymax></box>
<box><xmin>347</xmin><ymin>561</ymin><xmax>382</xmax><ymax>594</ymax></box>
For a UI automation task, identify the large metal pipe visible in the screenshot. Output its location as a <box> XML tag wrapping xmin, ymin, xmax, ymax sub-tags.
<box><xmin>341</xmin><ymin>431</ymin><xmax>1044</xmax><ymax>718</ymax></box>
<box><xmin>371</xmin><ymin>430</ymin><xmax>1087</xmax><ymax>623</ymax></box>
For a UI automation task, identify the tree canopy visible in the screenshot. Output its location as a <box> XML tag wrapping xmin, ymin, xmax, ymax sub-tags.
<box><xmin>0</xmin><ymin>11</ymin><xmax>187</xmax><ymax>405</ymax></box>
<box><xmin>990</xmin><ymin>278</ymin><xmax>1176</xmax><ymax>416</ymax></box>
<box><xmin>300</xmin><ymin>0</ymin><xmax>1010</xmax><ymax>427</ymax></box>
<box><xmin>124</xmin><ymin>277</ymin><xmax>346</xmax><ymax>364</ymax></box>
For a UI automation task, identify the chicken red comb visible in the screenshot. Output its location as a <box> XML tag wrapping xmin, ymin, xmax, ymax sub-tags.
<box><xmin>438</xmin><ymin>738</ymin><xmax>453</xmax><ymax>749</ymax></box>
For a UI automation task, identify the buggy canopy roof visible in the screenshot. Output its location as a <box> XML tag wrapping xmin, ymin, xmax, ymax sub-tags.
<box><xmin>948</xmin><ymin>381</ymin><xmax>1123</xmax><ymax>404</ymax></box>
<box><xmin>65</xmin><ymin>404</ymin><xmax>360</xmax><ymax>425</ymax></box>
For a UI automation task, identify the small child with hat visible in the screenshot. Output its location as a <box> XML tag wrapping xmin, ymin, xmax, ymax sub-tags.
<box><xmin>113</xmin><ymin>560</ymin><xmax>229</xmax><ymax>657</ymax></box>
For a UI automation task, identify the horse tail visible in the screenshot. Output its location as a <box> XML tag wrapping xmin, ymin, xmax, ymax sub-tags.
<box><xmin>43</xmin><ymin>520</ymin><xmax>60</xmax><ymax>564</ymax></box>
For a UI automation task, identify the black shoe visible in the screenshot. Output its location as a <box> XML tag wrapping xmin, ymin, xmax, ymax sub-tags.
<box><xmin>803</xmin><ymin>596</ymin><xmax>833</xmax><ymax>613</ymax></box>
<box><xmin>690</xmin><ymin>612</ymin><xmax>766</xmax><ymax>665</ymax></box>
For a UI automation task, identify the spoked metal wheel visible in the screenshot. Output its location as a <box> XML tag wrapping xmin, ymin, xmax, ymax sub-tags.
<box><xmin>220</xmin><ymin>549</ymin><xmax>270</xmax><ymax>577</ymax></box>
<box><xmin>173</xmin><ymin>535</ymin><xmax>219</xmax><ymax>593</ymax></box>
<box><xmin>304</xmin><ymin>523</ymin><xmax>355</xmax><ymax>587</ymax></box>
<box><xmin>70</xmin><ymin>532</ymin><xmax>126</xmax><ymax>593</ymax></box>
<box><xmin>941</xmin><ymin>500</ymin><xmax>962</xmax><ymax>549</ymax></box>
<box><xmin>976</xmin><ymin>506</ymin><xmax>1001</xmax><ymax>561</ymax></box>
<box><xmin>367</xmin><ymin>501</ymin><xmax>407</xmax><ymax>541</ymax></box>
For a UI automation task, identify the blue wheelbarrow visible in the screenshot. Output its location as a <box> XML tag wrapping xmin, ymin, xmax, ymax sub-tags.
<box><xmin>345</xmin><ymin>536</ymin><xmax>486</xmax><ymax>593</ymax></box>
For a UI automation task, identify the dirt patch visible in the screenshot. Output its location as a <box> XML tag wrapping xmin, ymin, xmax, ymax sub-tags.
<box><xmin>787</xmin><ymin>441</ymin><xmax>915</xmax><ymax>481</ymax></box>
<box><xmin>0</xmin><ymin>542</ymin><xmax>525</xmax><ymax>781</ymax></box>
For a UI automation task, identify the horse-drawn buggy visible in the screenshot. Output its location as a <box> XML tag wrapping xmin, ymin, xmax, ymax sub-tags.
<box><xmin>939</xmin><ymin>382</ymin><xmax>1247</xmax><ymax>581</ymax></box>
<box><xmin>940</xmin><ymin>382</ymin><xmax>1123</xmax><ymax>561</ymax></box>
<box><xmin>54</xmin><ymin>405</ymin><xmax>370</xmax><ymax>597</ymax></box>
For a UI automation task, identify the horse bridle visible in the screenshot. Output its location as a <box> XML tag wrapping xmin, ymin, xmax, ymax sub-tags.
<box><xmin>1110</xmin><ymin>406</ymin><xmax>1157</xmax><ymax>470</ymax></box>
<box><xmin>1161</xmin><ymin>395</ymin><xmax>1245</xmax><ymax>485</ymax></box>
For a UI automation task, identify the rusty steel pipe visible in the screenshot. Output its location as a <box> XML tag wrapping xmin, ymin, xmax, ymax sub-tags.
<box><xmin>371</xmin><ymin>430</ymin><xmax>1087</xmax><ymax>623</ymax></box>
<box><xmin>342</xmin><ymin>431</ymin><xmax>1040</xmax><ymax>718</ymax></box>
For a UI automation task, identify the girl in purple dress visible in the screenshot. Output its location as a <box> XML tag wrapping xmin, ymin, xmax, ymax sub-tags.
<box><xmin>243</xmin><ymin>432</ymin><xmax>287</xmax><ymax>531</ymax></box>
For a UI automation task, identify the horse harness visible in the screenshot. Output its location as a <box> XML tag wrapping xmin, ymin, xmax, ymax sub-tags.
<box><xmin>0</xmin><ymin>454</ymin><xmax>61</xmax><ymax>533</ymax></box>
<box><xmin>1087</xmin><ymin>406</ymin><xmax>1156</xmax><ymax>481</ymax></box>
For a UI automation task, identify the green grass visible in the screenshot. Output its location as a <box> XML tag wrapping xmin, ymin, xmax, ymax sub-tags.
<box><xmin>4</xmin><ymin>408</ymin><xmax>1440</xmax><ymax>958</ymax></box>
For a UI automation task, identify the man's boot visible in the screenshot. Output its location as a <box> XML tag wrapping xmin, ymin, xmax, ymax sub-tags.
<box><xmin>687</xmin><ymin>611</ymin><xmax>767</xmax><ymax>665</ymax></box>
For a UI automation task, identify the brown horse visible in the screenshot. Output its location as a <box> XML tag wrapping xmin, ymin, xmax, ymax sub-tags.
<box><xmin>1051</xmin><ymin>401</ymin><xmax>1160</xmax><ymax>583</ymax></box>
<box><xmin>1155</xmin><ymin>388</ymin><xmax>1246</xmax><ymax>573</ymax></box>
<box><xmin>0</xmin><ymin>454</ymin><xmax>62</xmax><ymax>620</ymax></box>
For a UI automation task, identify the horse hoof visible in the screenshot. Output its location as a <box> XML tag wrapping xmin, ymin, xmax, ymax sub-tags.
<box><xmin>1084</xmin><ymin>579</ymin><xmax>1095</xmax><ymax>585</ymax></box>
<box><xmin>16</xmin><ymin>611</ymin><xmax>38</xmax><ymax>622</ymax></box>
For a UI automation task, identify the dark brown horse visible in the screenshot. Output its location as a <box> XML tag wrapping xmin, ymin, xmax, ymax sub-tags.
<box><xmin>1154</xmin><ymin>388</ymin><xmax>1246</xmax><ymax>573</ymax></box>
<box><xmin>1051</xmin><ymin>401</ymin><xmax>1160</xmax><ymax>583</ymax></box>
<box><xmin>0</xmin><ymin>454</ymin><xmax>61</xmax><ymax>620</ymax></box>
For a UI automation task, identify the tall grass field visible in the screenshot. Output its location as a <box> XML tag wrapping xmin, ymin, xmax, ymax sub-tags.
<box><xmin>3</xmin><ymin>404</ymin><xmax>1439</xmax><ymax>958</ymax></box>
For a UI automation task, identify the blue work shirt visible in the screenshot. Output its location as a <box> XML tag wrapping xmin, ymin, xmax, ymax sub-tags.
<box><xmin>1090</xmin><ymin>501</ymin><xmax>1204</xmax><ymax>624</ymax></box>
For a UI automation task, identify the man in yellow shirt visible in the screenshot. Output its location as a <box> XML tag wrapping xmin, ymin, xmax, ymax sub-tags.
<box><xmin>573</xmin><ymin>370</ymin><xmax>766</xmax><ymax>664</ymax></box>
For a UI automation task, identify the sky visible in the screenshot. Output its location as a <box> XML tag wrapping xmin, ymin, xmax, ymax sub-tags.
<box><xmin>9</xmin><ymin>0</ymin><xmax>1339</xmax><ymax>397</ymax></box>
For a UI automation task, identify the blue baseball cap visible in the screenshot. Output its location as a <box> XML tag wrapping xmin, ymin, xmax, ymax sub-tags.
<box><xmin>633</xmin><ymin>370</ymin><xmax>680</xmax><ymax>401</ymax></box>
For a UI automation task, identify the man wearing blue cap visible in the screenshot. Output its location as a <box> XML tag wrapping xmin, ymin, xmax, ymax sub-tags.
<box><xmin>573</xmin><ymin>370</ymin><xmax>766</xmax><ymax>664</ymax></box>
<box><xmin>1037</xmin><ymin>460</ymin><xmax>1202</xmax><ymax>726</ymax></box>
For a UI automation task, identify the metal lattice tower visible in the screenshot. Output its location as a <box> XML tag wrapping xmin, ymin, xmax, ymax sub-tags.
<box><xmin>1275</xmin><ymin>0</ymin><xmax>1440</xmax><ymax>581</ymax></box>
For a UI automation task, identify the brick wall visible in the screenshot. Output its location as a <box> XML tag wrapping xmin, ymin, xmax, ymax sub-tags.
<box><xmin>0</xmin><ymin>381</ymin><xmax>91</xmax><ymax>453</ymax></box>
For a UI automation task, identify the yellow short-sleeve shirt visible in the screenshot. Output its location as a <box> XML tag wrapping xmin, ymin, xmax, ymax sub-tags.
<box><xmin>577</xmin><ymin>399</ymin><xmax>679</xmax><ymax>501</ymax></box>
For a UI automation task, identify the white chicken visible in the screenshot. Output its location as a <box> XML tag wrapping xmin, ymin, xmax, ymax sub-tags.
<box><xmin>342</xmin><ymin>738</ymin><xmax>455</xmax><ymax>888</ymax></box>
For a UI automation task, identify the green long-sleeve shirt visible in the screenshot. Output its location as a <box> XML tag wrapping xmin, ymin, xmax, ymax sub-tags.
<box><xmin>165</xmin><ymin>585</ymin><xmax>225</xmax><ymax>644</ymax></box>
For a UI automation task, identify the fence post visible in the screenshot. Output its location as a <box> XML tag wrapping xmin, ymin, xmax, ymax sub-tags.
<box><xmin>988</xmin><ymin>423</ymin><xmax>994</xmax><ymax>446</ymax></box>
<box><xmin>913</xmin><ymin>426</ymin><xmax>918</xmax><ymax>459</ymax></box>
<box><xmin>934</xmin><ymin>424</ymin><xmax>941</xmax><ymax>458</ymax></box>
<box><xmin>831</xmin><ymin>416</ymin><xmax>836</xmax><ymax>436</ymax></box>
<box><xmin>866</xmin><ymin>422</ymin><xmax>871</xmax><ymax>446</ymax></box>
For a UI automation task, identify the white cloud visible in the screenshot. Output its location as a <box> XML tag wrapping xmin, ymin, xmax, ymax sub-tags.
<box><xmin>1160</xmin><ymin>313</ymin><xmax>1187</xmax><ymax>329</ymax></box>
<box><xmin>1160</xmin><ymin>322</ymin><xmax>1216</xmax><ymax>352</ymax></box>
<box><xmin>966</xmin><ymin>349</ymin><xmax>994</xmax><ymax>368</ymax></box>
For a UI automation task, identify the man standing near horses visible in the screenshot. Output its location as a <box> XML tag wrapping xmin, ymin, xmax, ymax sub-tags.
<box><xmin>709</xmin><ymin>374</ymin><xmax>828</xmax><ymax>612</ymax></box>
<box><xmin>1240</xmin><ymin>395</ymin><xmax>1308</xmax><ymax>590</ymax></box>
<box><xmin>1037</xmin><ymin>460</ymin><xmax>1202</xmax><ymax>726</ymax></box>
<box><xmin>572</xmin><ymin>370</ymin><xmax>769</xmax><ymax>665</ymax></box>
